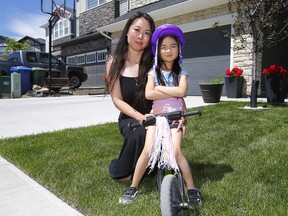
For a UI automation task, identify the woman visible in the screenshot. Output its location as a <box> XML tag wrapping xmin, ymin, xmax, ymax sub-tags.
<box><xmin>106</xmin><ymin>12</ymin><xmax>155</xmax><ymax>180</ymax></box>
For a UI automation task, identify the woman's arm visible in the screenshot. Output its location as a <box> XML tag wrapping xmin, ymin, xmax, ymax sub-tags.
<box><xmin>107</xmin><ymin>59</ymin><xmax>145</xmax><ymax>122</ymax></box>
<box><xmin>154</xmin><ymin>75</ymin><xmax>188</xmax><ymax>97</ymax></box>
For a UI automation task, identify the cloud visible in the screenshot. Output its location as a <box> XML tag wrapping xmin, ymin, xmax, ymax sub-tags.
<box><xmin>6</xmin><ymin>9</ymin><xmax>49</xmax><ymax>40</ymax></box>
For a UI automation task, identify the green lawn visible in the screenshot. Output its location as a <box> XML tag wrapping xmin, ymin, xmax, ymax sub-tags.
<box><xmin>0</xmin><ymin>101</ymin><xmax>287</xmax><ymax>216</ymax></box>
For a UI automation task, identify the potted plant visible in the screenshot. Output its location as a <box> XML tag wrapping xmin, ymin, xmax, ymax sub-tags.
<box><xmin>199</xmin><ymin>73</ymin><xmax>224</xmax><ymax>103</ymax></box>
<box><xmin>224</xmin><ymin>67</ymin><xmax>244</xmax><ymax>98</ymax></box>
<box><xmin>262</xmin><ymin>64</ymin><xmax>288</xmax><ymax>103</ymax></box>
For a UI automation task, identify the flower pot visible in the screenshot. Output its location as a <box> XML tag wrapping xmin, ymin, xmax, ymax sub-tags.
<box><xmin>225</xmin><ymin>76</ymin><xmax>244</xmax><ymax>98</ymax></box>
<box><xmin>265</xmin><ymin>75</ymin><xmax>288</xmax><ymax>103</ymax></box>
<box><xmin>199</xmin><ymin>83</ymin><xmax>224</xmax><ymax>103</ymax></box>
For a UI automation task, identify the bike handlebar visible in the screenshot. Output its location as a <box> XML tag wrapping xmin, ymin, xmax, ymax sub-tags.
<box><xmin>128</xmin><ymin>107</ymin><xmax>202</xmax><ymax>130</ymax></box>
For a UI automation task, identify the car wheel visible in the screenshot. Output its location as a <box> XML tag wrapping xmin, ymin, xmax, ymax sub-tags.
<box><xmin>69</xmin><ymin>75</ymin><xmax>82</xmax><ymax>88</ymax></box>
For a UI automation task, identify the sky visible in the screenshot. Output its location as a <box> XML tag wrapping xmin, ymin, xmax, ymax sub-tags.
<box><xmin>0</xmin><ymin>0</ymin><xmax>73</xmax><ymax>40</ymax></box>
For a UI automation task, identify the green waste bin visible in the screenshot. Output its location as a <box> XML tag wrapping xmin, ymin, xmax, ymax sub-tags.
<box><xmin>0</xmin><ymin>74</ymin><xmax>11</xmax><ymax>94</ymax></box>
<box><xmin>31</xmin><ymin>67</ymin><xmax>47</xmax><ymax>86</ymax></box>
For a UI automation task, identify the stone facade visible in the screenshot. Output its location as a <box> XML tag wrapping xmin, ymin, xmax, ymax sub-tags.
<box><xmin>53</xmin><ymin>35</ymin><xmax>73</xmax><ymax>47</ymax></box>
<box><xmin>233</xmin><ymin>34</ymin><xmax>262</xmax><ymax>95</ymax></box>
<box><xmin>79</xmin><ymin>1</ymin><xmax>117</xmax><ymax>36</ymax></box>
<box><xmin>61</xmin><ymin>37</ymin><xmax>110</xmax><ymax>57</ymax></box>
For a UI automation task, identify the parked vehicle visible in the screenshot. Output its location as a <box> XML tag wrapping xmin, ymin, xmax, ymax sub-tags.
<box><xmin>0</xmin><ymin>60</ymin><xmax>19</xmax><ymax>76</ymax></box>
<box><xmin>0</xmin><ymin>50</ymin><xmax>87</xmax><ymax>88</ymax></box>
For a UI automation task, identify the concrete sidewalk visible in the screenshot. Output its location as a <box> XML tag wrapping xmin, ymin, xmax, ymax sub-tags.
<box><xmin>0</xmin><ymin>95</ymin><xmax>270</xmax><ymax>215</ymax></box>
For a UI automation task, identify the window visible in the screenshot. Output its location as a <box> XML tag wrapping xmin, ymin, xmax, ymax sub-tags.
<box><xmin>76</xmin><ymin>54</ymin><xmax>85</xmax><ymax>65</ymax></box>
<box><xmin>8</xmin><ymin>52</ymin><xmax>20</xmax><ymax>61</ymax></box>
<box><xmin>40</xmin><ymin>53</ymin><xmax>49</xmax><ymax>64</ymax></box>
<box><xmin>67</xmin><ymin>56</ymin><xmax>76</xmax><ymax>64</ymax></box>
<box><xmin>67</xmin><ymin>50</ymin><xmax>107</xmax><ymax>65</ymax></box>
<box><xmin>64</xmin><ymin>20</ymin><xmax>69</xmax><ymax>35</ymax></box>
<box><xmin>40</xmin><ymin>53</ymin><xmax>59</xmax><ymax>64</ymax></box>
<box><xmin>86</xmin><ymin>52</ymin><xmax>96</xmax><ymax>64</ymax></box>
<box><xmin>97</xmin><ymin>50</ymin><xmax>107</xmax><ymax>62</ymax></box>
<box><xmin>53</xmin><ymin>18</ymin><xmax>70</xmax><ymax>39</ymax></box>
<box><xmin>26</xmin><ymin>52</ymin><xmax>37</xmax><ymax>63</ymax></box>
<box><xmin>0</xmin><ymin>46</ymin><xmax>5</xmax><ymax>55</ymax></box>
<box><xmin>88</xmin><ymin>0</ymin><xmax>106</xmax><ymax>9</ymax></box>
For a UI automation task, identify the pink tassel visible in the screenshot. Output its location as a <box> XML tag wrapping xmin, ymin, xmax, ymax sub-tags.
<box><xmin>147</xmin><ymin>116</ymin><xmax>179</xmax><ymax>173</ymax></box>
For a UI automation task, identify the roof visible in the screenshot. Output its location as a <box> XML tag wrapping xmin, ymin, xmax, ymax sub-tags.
<box><xmin>97</xmin><ymin>0</ymin><xmax>229</xmax><ymax>33</ymax></box>
<box><xmin>0</xmin><ymin>35</ymin><xmax>8</xmax><ymax>40</ymax></box>
<box><xmin>18</xmin><ymin>36</ymin><xmax>45</xmax><ymax>45</ymax></box>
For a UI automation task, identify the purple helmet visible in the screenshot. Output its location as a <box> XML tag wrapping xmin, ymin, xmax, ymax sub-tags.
<box><xmin>151</xmin><ymin>24</ymin><xmax>185</xmax><ymax>67</ymax></box>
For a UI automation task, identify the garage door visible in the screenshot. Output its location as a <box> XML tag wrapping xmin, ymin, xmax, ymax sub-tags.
<box><xmin>182</xmin><ymin>25</ymin><xmax>231</xmax><ymax>96</ymax></box>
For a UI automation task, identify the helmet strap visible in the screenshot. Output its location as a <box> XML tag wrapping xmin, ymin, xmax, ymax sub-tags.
<box><xmin>179</xmin><ymin>45</ymin><xmax>183</xmax><ymax>64</ymax></box>
<box><xmin>154</xmin><ymin>40</ymin><xmax>159</xmax><ymax>69</ymax></box>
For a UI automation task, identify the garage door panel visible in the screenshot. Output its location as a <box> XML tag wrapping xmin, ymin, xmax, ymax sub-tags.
<box><xmin>183</xmin><ymin>25</ymin><xmax>231</xmax><ymax>58</ymax></box>
<box><xmin>183</xmin><ymin>55</ymin><xmax>229</xmax><ymax>96</ymax></box>
<box><xmin>182</xmin><ymin>25</ymin><xmax>231</xmax><ymax>96</ymax></box>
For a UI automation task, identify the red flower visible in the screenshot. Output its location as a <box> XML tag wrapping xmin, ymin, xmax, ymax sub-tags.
<box><xmin>225</xmin><ymin>67</ymin><xmax>243</xmax><ymax>77</ymax></box>
<box><xmin>103</xmin><ymin>75</ymin><xmax>107</xmax><ymax>81</ymax></box>
<box><xmin>262</xmin><ymin>65</ymin><xmax>288</xmax><ymax>76</ymax></box>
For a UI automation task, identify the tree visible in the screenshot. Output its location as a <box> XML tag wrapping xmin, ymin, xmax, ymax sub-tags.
<box><xmin>3</xmin><ymin>38</ymin><xmax>31</xmax><ymax>59</ymax></box>
<box><xmin>228</xmin><ymin>0</ymin><xmax>287</xmax><ymax>53</ymax></box>
<box><xmin>213</xmin><ymin>0</ymin><xmax>288</xmax><ymax>107</ymax></box>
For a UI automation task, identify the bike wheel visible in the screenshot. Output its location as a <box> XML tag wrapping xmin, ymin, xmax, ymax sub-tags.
<box><xmin>160</xmin><ymin>174</ymin><xmax>185</xmax><ymax>216</ymax></box>
<box><xmin>157</xmin><ymin>167</ymin><xmax>166</xmax><ymax>192</ymax></box>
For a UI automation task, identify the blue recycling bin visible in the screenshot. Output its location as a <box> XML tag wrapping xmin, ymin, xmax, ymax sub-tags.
<box><xmin>10</xmin><ymin>66</ymin><xmax>31</xmax><ymax>94</ymax></box>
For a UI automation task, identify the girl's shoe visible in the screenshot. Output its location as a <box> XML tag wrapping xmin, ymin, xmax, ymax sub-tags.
<box><xmin>119</xmin><ymin>187</ymin><xmax>139</xmax><ymax>204</ymax></box>
<box><xmin>187</xmin><ymin>188</ymin><xmax>201</xmax><ymax>209</ymax></box>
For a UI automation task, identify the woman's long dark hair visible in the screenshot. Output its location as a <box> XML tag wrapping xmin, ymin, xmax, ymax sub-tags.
<box><xmin>107</xmin><ymin>11</ymin><xmax>155</xmax><ymax>109</ymax></box>
<box><xmin>156</xmin><ymin>34</ymin><xmax>181</xmax><ymax>86</ymax></box>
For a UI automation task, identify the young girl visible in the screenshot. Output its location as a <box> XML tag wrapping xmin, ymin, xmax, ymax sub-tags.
<box><xmin>119</xmin><ymin>24</ymin><xmax>201</xmax><ymax>209</ymax></box>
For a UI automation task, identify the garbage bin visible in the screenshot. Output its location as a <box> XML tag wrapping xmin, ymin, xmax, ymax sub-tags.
<box><xmin>31</xmin><ymin>67</ymin><xmax>47</xmax><ymax>86</ymax></box>
<box><xmin>0</xmin><ymin>74</ymin><xmax>11</xmax><ymax>94</ymax></box>
<box><xmin>11</xmin><ymin>73</ymin><xmax>21</xmax><ymax>98</ymax></box>
<box><xmin>10</xmin><ymin>66</ymin><xmax>31</xmax><ymax>94</ymax></box>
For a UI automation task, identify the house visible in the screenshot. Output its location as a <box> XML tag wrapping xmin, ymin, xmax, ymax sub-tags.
<box><xmin>0</xmin><ymin>35</ymin><xmax>46</xmax><ymax>60</ymax></box>
<box><xmin>0</xmin><ymin>36</ymin><xmax>8</xmax><ymax>60</ymax></box>
<box><xmin>99</xmin><ymin>0</ymin><xmax>234</xmax><ymax>95</ymax></box>
<box><xmin>98</xmin><ymin>0</ymin><xmax>288</xmax><ymax>96</ymax></box>
<box><xmin>42</xmin><ymin>0</ymin><xmax>288</xmax><ymax>95</ymax></box>
<box><xmin>18</xmin><ymin>36</ymin><xmax>46</xmax><ymax>52</ymax></box>
<box><xmin>40</xmin><ymin>6</ymin><xmax>76</xmax><ymax>58</ymax></box>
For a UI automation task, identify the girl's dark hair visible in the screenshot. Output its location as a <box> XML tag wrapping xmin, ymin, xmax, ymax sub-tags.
<box><xmin>155</xmin><ymin>34</ymin><xmax>181</xmax><ymax>86</ymax></box>
<box><xmin>107</xmin><ymin>11</ymin><xmax>155</xmax><ymax>109</ymax></box>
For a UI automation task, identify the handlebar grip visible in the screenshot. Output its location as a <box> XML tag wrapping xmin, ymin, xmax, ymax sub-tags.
<box><xmin>128</xmin><ymin>116</ymin><xmax>157</xmax><ymax>130</ymax></box>
<box><xmin>182</xmin><ymin>107</ymin><xmax>202</xmax><ymax>117</ymax></box>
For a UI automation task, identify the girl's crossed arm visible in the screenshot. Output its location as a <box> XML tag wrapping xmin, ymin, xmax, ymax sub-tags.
<box><xmin>154</xmin><ymin>75</ymin><xmax>188</xmax><ymax>97</ymax></box>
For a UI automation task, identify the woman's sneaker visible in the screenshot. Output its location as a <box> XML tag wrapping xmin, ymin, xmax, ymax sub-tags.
<box><xmin>187</xmin><ymin>188</ymin><xmax>202</xmax><ymax>209</ymax></box>
<box><xmin>119</xmin><ymin>187</ymin><xmax>139</xmax><ymax>204</ymax></box>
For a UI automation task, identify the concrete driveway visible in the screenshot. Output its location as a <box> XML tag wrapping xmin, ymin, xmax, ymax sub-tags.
<box><xmin>0</xmin><ymin>95</ymin><xmax>211</xmax><ymax>139</ymax></box>
<box><xmin>0</xmin><ymin>95</ymin><xmax>119</xmax><ymax>139</ymax></box>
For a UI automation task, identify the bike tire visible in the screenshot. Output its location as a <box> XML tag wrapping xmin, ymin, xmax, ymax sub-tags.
<box><xmin>157</xmin><ymin>168</ymin><xmax>165</xmax><ymax>192</ymax></box>
<box><xmin>160</xmin><ymin>174</ymin><xmax>185</xmax><ymax>216</ymax></box>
